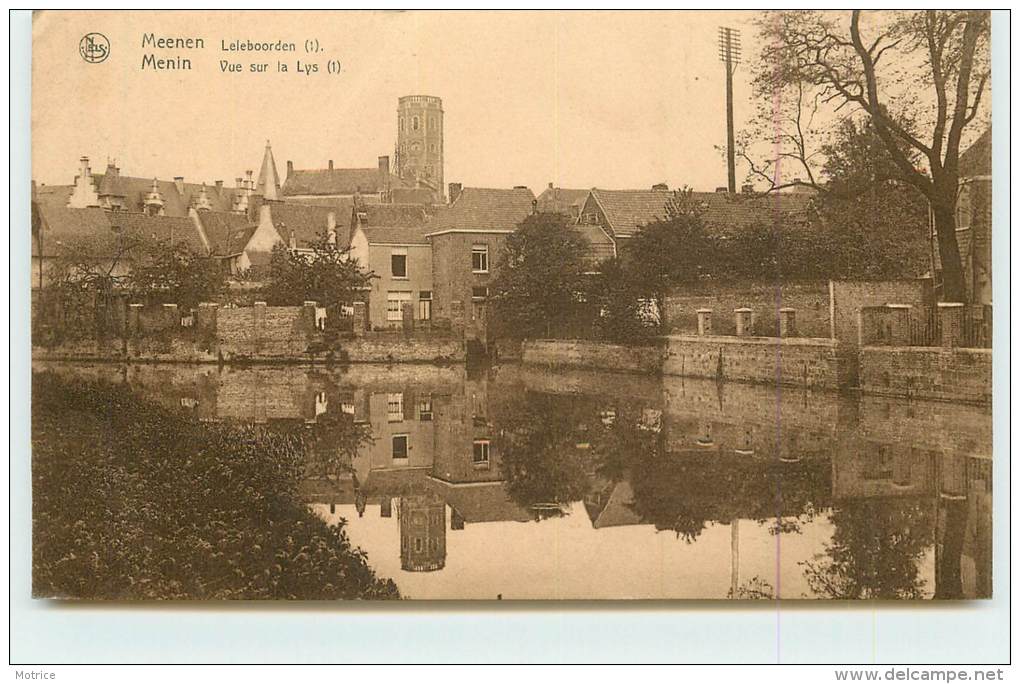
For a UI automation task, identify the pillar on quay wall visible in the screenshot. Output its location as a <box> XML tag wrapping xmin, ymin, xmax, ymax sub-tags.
<box><xmin>884</xmin><ymin>304</ymin><xmax>912</xmax><ymax>346</ymax></box>
<box><xmin>450</xmin><ymin>300</ymin><xmax>465</xmax><ymax>337</ymax></box>
<box><xmin>938</xmin><ymin>302</ymin><xmax>966</xmax><ymax>348</ymax></box>
<box><xmin>352</xmin><ymin>301</ymin><xmax>367</xmax><ymax>335</ymax></box>
<box><xmin>734</xmin><ymin>308</ymin><xmax>753</xmax><ymax>337</ymax></box>
<box><xmin>401</xmin><ymin>301</ymin><xmax>415</xmax><ymax>334</ymax></box>
<box><xmin>127</xmin><ymin>303</ymin><xmax>143</xmax><ymax>337</ymax></box>
<box><xmin>162</xmin><ymin>303</ymin><xmax>179</xmax><ymax>330</ymax></box>
<box><xmin>778</xmin><ymin>308</ymin><xmax>797</xmax><ymax>338</ymax></box>
<box><xmin>195</xmin><ymin>302</ymin><xmax>219</xmax><ymax>337</ymax></box>
<box><xmin>696</xmin><ymin>309</ymin><xmax>713</xmax><ymax>337</ymax></box>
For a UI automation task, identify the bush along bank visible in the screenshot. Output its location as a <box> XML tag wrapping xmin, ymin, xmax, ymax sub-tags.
<box><xmin>31</xmin><ymin>372</ymin><xmax>399</xmax><ymax>600</ymax></box>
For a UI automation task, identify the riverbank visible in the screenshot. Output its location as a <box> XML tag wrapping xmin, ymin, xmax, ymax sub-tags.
<box><xmin>31</xmin><ymin>372</ymin><xmax>399</xmax><ymax>600</ymax></box>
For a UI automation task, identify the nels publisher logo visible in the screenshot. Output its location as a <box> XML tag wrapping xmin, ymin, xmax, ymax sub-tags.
<box><xmin>79</xmin><ymin>32</ymin><xmax>110</xmax><ymax>64</ymax></box>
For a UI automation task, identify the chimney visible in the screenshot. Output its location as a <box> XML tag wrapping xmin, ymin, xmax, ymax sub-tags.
<box><xmin>215</xmin><ymin>180</ymin><xmax>223</xmax><ymax>190</ymax></box>
<box><xmin>328</xmin><ymin>160</ymin><xmax>334</xmax><ymax>171</ymax></box>
<box><xmin>174</xmin><ymin>176</ymin><xmax>185</xmax><ymax>195</ymax></box>
<box><xmin>378</xmin><ymin>155</ymin><xmax>390</xmax><ymax>179</ymax></box>
<box><xmin>741</xmin><ymin>184</ymin><xmax>754</xmax><ymax>194</ymax></box>
<box><xmin>448</xmin><ymin>182</ymin><xmax>463</xmax><ymax>204</ymax></box>
<box><xmin>532</xmin><ymin>198</ymin><xmax>538</xmax><ymax>214</ymax></box>
<box><xmin>236</xmin><ymin>176</ymin><xmax>244</xmax><ymax>189</ymax></box>
<box><xmin>288</xmin><ymin>228</ymin><xmax>296</xmax><ymax>250</ymax></box>
<box><xmin>652</xmin><ymin>183</ymin><xmax>669</xmax><ymax>191</ymax></box>
<box><xmin>245</xmin><ymin>170</ymin><xmax>254</xmax><ymax>191</ymax></box>
<box><xmin>715</xmin><ymin>186</ymin><xmax>728</xmax><ymax>193</ymax></box>
<box><xmin>286</xmin><ymin>160</ymin><xmax>293</xmax><ymax>178</ymax></box>
<box><xmin>548</xmin><ymin>182</ymin><xmax>554</xmax><ymax>189</ymax></box>
<box><xmin>513</xmin><ymin>185</ymin><xmax>528</xmax><ymax>190</ymax></box>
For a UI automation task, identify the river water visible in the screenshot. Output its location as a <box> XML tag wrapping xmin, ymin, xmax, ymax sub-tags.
<box><xmin>33</xmin><ymin>361</ymin><xmax>992</xmax><ymax>600</ymax></box>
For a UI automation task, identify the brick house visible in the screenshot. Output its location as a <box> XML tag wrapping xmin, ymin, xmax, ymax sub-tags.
<box><xmin>426</xmin><ymin>185</ymin><xmax>537</xmax><ymax>339</ymax></box>
<box><xmin>347</xmin><ymin>204</ymin><xmax>437</xmax><ymax>330</ymax></box>
<box><xmin>954</xmin><ymin>128</ymin><xmax>992</xmax><ymax>304</ymax></box>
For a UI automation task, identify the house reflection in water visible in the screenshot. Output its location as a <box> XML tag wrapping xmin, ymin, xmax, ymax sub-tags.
<box><xmin>32</xmin><ymin>360</ymin><xmax>993</xmax><ymax>598</ymax></box>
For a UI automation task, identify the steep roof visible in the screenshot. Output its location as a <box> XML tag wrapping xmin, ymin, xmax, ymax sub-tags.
<box><xmin>256</xmin><ymin>142</ymin><xmax>282</xmax><ymax>201</ymax></box>
<box><xmin>959</xmin><ymin>128</ymin><xmax>991</xmax><ymax>178</ymax></box>
<box><xmin>361</xmin><ymin>226</ymin><xmax>432</xmax><ymax>246</ymax></box>
<box><xmin>32</xmin><ymin>205</ymin><xmax>206</xmax><ymax>257</ymax></box>
<box><xmin>282</xmin><ymin>167</ymin><xmax>405</xmax><ymax>196</ymax></box>
<box><xmin>91</xmin><ymin>170</ymin><xmax>243</xmax><ymax>216</ymax></box>
<box><xmin>104</xmin><ymin>212</ymin><xmax>207</xmax><ymax>253</ymax></box>
<box><xmin>197</xmin><ymin>211</ymin><xmax>258</xmax><ymax>257</ymax></box>
<box><xmin>428</xmin><ymin>187</ymin><xmax>536</xmax><ymax>234</ymax></box>
<box><xmin>357</xmin><ymin>203</ymin><xmax>433</xmax><ymax>227</ymax></box>
<box><xmin>425</xmin><ymin>479</ymin><xmax>532</xmax><ymax>524</ymax></box>
<box><xmin>267</xmin><ymin>202</ymin><xmax>350</xmax><ymax>249</ymax></box>
<box><xmin>589</xmin><ymin>188</ymin><xmax>813</xmax><ymax>238</ymax></box>
<box><xmin>536</xmin><ymin>186</ymin><xmax>589</xmax><ymax>215</ymax></box>
<box><xmin>32</xmin><ymin>204</ymin><xmax>113</xmax><ymax>257</ymax></box>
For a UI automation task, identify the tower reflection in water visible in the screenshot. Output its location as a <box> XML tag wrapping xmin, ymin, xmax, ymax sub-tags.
<box><xmin>34</xmin><ymin>361</ymin><xmax>992</xmax><ymax>599</ymax></box>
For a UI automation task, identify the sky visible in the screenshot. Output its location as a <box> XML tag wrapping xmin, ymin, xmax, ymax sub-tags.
<box><xmin>33</xmin><ymin>10</ymin><xmax>768</xmax><ymax>193</ymax></box>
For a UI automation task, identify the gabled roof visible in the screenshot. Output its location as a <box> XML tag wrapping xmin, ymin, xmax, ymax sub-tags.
<box><xmin>282</xmin><ymin>167</ymin><xmax>406</xmax><ymax>196</ymax></box>
<box><xmin>588</xmin><ymin>188</ymin><xmax>813</xmax><ymax>238</ymax></box>
<box><xmin>536</xmin><ymin>186</ymin><xmax>589</xmax><ymax>215</ymax></box>
<box><xmin>428</xmin><ymin>187</ymin><xmax>536</xmax><ymax>235</ymax></box>
<box><xmin>267</xmin><ymin>202</ymin><xmax>350</xmax><ymax>249</ymax></box>
<box><xmin>356</xmin><ymin>203</ymin><xmax>433</xmax><ymax>227</ymax></box>
<box><xmin>959</xmin><ymin>128</ymin><xmax>991</xmax><ymax>178</ymax></box>
<box><xmin>197</xmin><ymin>211</ymin><xmax>258</xmax><ymax>257</ymax></box>
<box><xmin>361</xmin><ymin>226</ymin><xmax>432</xmax><ymax>246</ymax></box>
<box><xmin>583</xmin><ymin>479</ymin><xmax>643</xmax><ymax>529</ymax></box>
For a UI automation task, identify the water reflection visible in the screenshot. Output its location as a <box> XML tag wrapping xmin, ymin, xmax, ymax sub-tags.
<box><xmin>33</xmin><ymin>361</ymin><xmax>992</xmax><ymax>600</ymax></box>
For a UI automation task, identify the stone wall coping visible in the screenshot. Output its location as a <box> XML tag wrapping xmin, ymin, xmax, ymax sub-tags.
<box><xmin>128</xmin><ymin>303</ymin><xmax>143</xmax><ymax>309</ymax></box>
<box><xmin>779</xmin><ymin>307</ymin><xmax>796</xmax><ymax>313</ymax></box>
<box><xmin>666</xmin><ymin>334</ymin><xmax>838</xmax><ymax>348</ymax></box>
<box><xmin>253</xmin><ymin>301</ymin><xmax>267</xmax><ymax>307</ymax></box>
<box><xmin>733</xmin><ymin>307</ymin><xmax>753</xmax><ymax>313</ymax></box>
<box><xmin>937</xmin><ymin>301</ymin><xmax>966</xmax><ymax>308</ymax></box>
<box><xmin>885</xmin><ymin>303</ymin><xmax>912</xmax><ymax>309</ymax></box>
<box><xmin>695</xmin><ymin>308</ymin><xmax>713</xmax><ymax>313</ymax></box>
<box><xmin>860</xmin><ymin>344</ymin><xmax>992</xmax><ymax>356</ymax></box>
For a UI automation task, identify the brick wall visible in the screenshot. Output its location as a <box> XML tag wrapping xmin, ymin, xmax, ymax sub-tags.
<box><xmin>214</xmin><ymin>303</ymin><xmax>317</xmax><ymax>359</ymax></box>
<box><xmin>829</xmin><ymin>278</ymin><xmax>934</xmax><ymax>346</ymax></box>
<box><xmin>665</xmin><ymin>281</ymin><xmax>830</xmax><ymax>337</ymax></box>
<box><xmin>521</xmin><ymin>339</ymin><xmax>664</xmax><ymax>374</ymax></box>
<box><xmin>430</xmin><ymin>232</ymin><xmax>509</xmax><ymax>334</ymax></box>
<box><xmin>858</xmin><ymin>346</ymin><xmax>992</xmax><ymax>404</ymax></box>
<box><xmin>662</xmin><ymin>335</ymin><xmax>850</xmax><ymax>390</ymax></box>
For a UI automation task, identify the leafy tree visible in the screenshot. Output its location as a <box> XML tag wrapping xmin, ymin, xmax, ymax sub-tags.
<box><xmin>621</xmin><ymin>188</ymin><xmax>715</xmax><ymax>329</ymax></box>
<box><xmin>739</xmin><ymin>10</ymin><xmax>990</xmax><ymax>301</ymax></box>
<box><xmin>489</xmin><ymin>213</ymin><xmax>592</xmax><ymax>340</ymax></box>
<box><xmin>127</xmin><ymin>239</ymin><xmax>226</xmax><ymax>310</ymax></box>
<box><xmin>800</xmin><ymin>497</ymin><xmax>934</xmax><ymax>599</ymax></box>
<box><xmin>262</xmin><ymin>236</ymin><xmax>374</xmax><ymax>308</ymax></box>
<box><xmin>586</xmin><ymin>257</ymin><xmax>655</xmax><ymax>344</ymax></box>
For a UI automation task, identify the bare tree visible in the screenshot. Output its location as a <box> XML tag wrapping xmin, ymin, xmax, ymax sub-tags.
<box><xmin>739</xmin><ymin>10</ymin><xmax>990</xmax><ymax>302</ymax></box>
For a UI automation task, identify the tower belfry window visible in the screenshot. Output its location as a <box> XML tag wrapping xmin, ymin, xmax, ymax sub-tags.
<box><xmin>412</xmin><ymin>116</ymin><xmax>420</xmax><ymax>131</ymax></box>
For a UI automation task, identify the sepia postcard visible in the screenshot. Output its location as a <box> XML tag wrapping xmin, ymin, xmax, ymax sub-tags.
<box><xmin>30</xmin><ymin>9</ymin><xmax>994</xmax><ymax>602</ymax></box>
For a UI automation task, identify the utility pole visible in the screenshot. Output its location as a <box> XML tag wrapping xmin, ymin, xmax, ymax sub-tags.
<box><xmin>718</xmin><ymin>27</ymin><xmax>742</xmax><ymax>194</ymax></box>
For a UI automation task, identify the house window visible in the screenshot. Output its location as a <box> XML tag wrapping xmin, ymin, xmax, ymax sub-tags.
<box><xmin>387</xmin><ymin>291</ymin><xmax>412</xmax><ymax>321</ymax></box>
<box><xmin>387</xmin><ymin>393</ymin><xmax>404</xmax><ymax>422</ymax></box>
<box><xmin>392</xmin><ymin>434</ymin><xmax>409</xmax><ymax>460</ymax></box>
<box><xmin>584</xmin><ymin>212</ymin><xmax>599</xmax><ymax>225</ymax></box>
<box><xmin>473</xmin><ymin>440</ymin><xmax>491</xmax><ymax>468</ymax></box>
<box><xmin>418</xmin><ymin>397</ymin><xmax>433</xmax><ymax>421</ymax></box>
<box><xmin>471</xmin><ymin>244</ymin><xmax>489</xmax><ymax>273</ymax></box>
<box><xmin>391</xmin><ymin>248</ymin><xmax>408</xmax><ymax>279</ymax></box>
<box><xmin>472</xmin><ymin>286</ymin><xmax>488</xmax><ymax>300</ymax></box>
<box><xmin>418</xmin><ymin>291</ymin><xmax>432</xmax><ymax>320</ymax></box>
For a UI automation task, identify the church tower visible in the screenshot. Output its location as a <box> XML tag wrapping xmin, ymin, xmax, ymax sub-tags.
<box><xmin>398</xmin><ymin>493</ymin><xmax>446</xmax><ymax>572</ymax></box>
<box><xmin>396</xmin><ymin>95</ymin><xmax>444</xmax><ymax>201</ymax></box>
